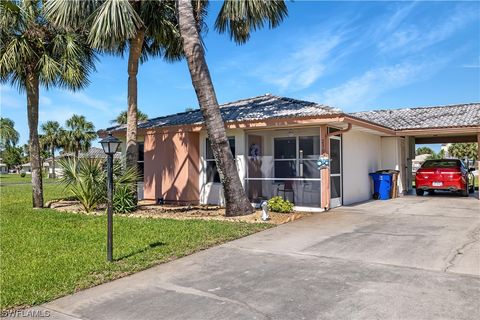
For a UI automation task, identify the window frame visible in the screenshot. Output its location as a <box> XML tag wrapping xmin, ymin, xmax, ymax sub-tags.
<box><xmin>273</xmin><ymin>135</ymin><xmax>320</xmax><ymax>179</ymax></box>
<box><xmin>205</xmin><ymin>137</ymin><xmax>236</xmax><ymax>183</ymax></box>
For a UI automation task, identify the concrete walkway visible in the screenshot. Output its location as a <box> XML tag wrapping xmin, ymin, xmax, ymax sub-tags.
<box><xmin>23</xmin><ymin>196</ymin><xmax>480</xmax><ymax>319</ymax></box>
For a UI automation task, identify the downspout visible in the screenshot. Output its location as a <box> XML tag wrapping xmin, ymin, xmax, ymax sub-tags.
<box><xmin>323</xmin><ymin>123</ymin><xmax>352</xmax><ymax>211</ymax></box>
<box><xmin>327</xmin><ymin>123</ymin><xmax>352</xmax><ymax>139</ymax></box>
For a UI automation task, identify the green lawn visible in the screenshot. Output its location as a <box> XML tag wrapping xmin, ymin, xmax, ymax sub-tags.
<box><xmin>0</xmin><ymin>183</ymin><xmax>271</xmax><ymax>310</ymax></box>
<box><xmin>0</xmin><ymin>174</ymin><xmax>58</xmax><ymax>184</ymax></box>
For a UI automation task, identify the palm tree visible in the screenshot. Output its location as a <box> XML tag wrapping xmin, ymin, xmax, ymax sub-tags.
<box><xmin>45</xmin><ymin>0</ymin><xmax>186</xmax><ymax>174</ymax></box>
<box><xmin>0</xmin><ymin>117</ymin><xmax>19</xmax><ymax>149</ymax></box>
<box><xmin>111</xmin><ymin>110</ymin><xmax>149</xmax><ymax>125</ymax></box>
<box><xmin>0</xmin><ymin>0</ymin><xmax>96</xmax><ymax>207</ymax></box>
<box><xmin>65</xmin><ymin>115</ymin><xmax>96</xmax><ymax>159</ymax></box>
<box><xmin>40</xmin><ymin>121</ymin><xmax>65</xmax><ymax>178</ymax></box>
<box><xmin>176</xmin><ymin>0</ymin><xmax>288</xmax><ymax>216</ymax></box>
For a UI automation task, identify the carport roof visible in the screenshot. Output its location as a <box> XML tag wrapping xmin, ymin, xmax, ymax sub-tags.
<box><xmin>349</xmin><ymin>103</ymin><xmax>480</xmax><ymax>130</ymax></box>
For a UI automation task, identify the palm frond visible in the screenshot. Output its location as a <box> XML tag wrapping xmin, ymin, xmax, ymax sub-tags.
<box><xmin>88</xmin><ymin>0</ymin><xmax>143</xmax><ymax>50</ymax></box>
<box><xmin>215</xmin><ymin>0</ymin><xmax>288</xmax><ymax>44</ymax></box>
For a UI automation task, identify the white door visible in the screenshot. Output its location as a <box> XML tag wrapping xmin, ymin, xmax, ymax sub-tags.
<box><xmin>330</xmin><ymin>136</ymin><xmax>342</xmax><ymax>207</ymax></box>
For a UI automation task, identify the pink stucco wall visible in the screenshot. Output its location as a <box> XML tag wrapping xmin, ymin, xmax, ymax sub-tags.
<box><xmin>143</xmin><ymin>131</ymin><xmax>200</xmax><ymax>204</ymax></box>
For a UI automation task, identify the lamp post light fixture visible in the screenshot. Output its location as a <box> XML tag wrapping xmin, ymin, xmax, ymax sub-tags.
<box><xmin>99</xmin><ymin>132</ymin><xmax>121</xmax><ymax>262</ymax></box>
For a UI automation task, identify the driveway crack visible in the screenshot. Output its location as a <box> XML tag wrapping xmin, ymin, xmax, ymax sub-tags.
<box><xmin>443</xmin><ymin>225</ymin><xmax>480</xmax><ymax>272</ymax></box>
<box><xmin>157</xmin><ymin>282</ymin><xmax>271</xmax><ymax>319</ymax></box>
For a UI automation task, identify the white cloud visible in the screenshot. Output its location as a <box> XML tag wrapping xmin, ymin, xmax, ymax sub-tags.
<box><xmin>65</xmin><ymin>91</ymin><xmax>111</xmax><ymax>112</ymax></box>
<box><xmin>462</xmin><ymin>58</ymin><xmax>480</xmax><ymax>68</ymax></box>
<box><xmin>378</xmin><ymin>6</ymin><xmax>478</xmax><ymax>54</ymax></box>
<box><xmin>254</xmin><ymin>34</ymin><xmax>345</xmax><ymax>91</ymax></box>
<box><xmin>320</xmin><ymin>60</ymin><xmax>445</xmax><ymax>110</ymax></box>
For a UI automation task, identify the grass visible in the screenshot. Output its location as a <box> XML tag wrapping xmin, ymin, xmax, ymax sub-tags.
<box><xmin>0</xmin><ymin>174</ymin><xmax>58</xmax><ymax>184</ymax></box>
<box><xmin>0</xmin><ymin>182</ymin><xmax>272</xmax><ymax>310</ymax></box>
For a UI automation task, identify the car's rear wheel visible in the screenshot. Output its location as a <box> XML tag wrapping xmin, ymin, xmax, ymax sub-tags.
<box><xmin>461</xmin><ymin>184</ymin><xmax>468</xmax><ymax>197</ymax></box>
<box><xmin>416</xmin><ymin>189</ymin><xmax>424</xmax><ymax>196</ymax></box>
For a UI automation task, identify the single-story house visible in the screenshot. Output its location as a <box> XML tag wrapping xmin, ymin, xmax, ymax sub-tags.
<box><xmin>47</xmin><ymin>147</ymin><xmax>122</xmax><ymax>177</ymax></box>
<box><xmin>0</xmin><ymin>162</ymin><xmax>7</xmax><ymax>174</ymax></box>
<box><xmin>102</xmin><ymin>94</ymin><xmax>480</xmax><ymax>210</ymax></box>
<box><xmin>20</xmin><ymin>162</ymin><xmax>49</xmax><ymax>174</ymax></box>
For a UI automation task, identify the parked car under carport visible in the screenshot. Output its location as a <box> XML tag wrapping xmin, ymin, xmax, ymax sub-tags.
<box><xmin>415</xmin><ymin>159</ymin><xmax>475</xmax><ymax>197</ymax></box>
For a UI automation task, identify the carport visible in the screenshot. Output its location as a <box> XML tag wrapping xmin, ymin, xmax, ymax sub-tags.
<box><xmin>350</xmin><ymin>103</ymin><xmax>480</xmax><ymax>199</ymax></box>
<box><xmin>404</xmin><ymin>127</ymin><xmax>479</xmax><ymax>198</ymax></box>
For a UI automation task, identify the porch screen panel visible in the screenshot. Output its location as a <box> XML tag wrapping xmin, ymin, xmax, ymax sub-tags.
<box><xmin>299</xmin><ymin>136</ymin><xmax>320</xmax><ymax>179</ymax></box>
<box><xmin>274</xmin><ymin>137</ymin><xmax>296</xmax><ymax>178</ymax></box>
<box><xmin>330</xmin><ymin>139</ymin><xmax>341</xmax><ymax>175</ymax></box>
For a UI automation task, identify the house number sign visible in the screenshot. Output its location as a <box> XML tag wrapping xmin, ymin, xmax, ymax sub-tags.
<box><xmin>317</xmin><ymin>154</ymin><xmax>330</xmax><ymax>169</ymax></box>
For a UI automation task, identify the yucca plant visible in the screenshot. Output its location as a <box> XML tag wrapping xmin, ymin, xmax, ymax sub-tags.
<box><xmin>59</xmin><ymin>157</ymin><xmax>139</xmax><ymax>213</ymax></box>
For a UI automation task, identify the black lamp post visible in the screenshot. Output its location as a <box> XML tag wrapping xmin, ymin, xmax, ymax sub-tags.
<box><xmin>99</xmin><ymin>132</ymin><xmax>121</xmax><ymax>262</ymax></box>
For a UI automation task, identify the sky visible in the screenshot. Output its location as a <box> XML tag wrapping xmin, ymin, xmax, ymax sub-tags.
<box><xmin>1</xmin><ymin>0</ymin><xmax>479</xmax><ymax>152</ymax></box>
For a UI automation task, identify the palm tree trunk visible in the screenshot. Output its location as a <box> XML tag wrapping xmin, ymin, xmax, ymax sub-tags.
<box><xmin>51</xmin><ymin>145</ymin><xmax>56</xmax><ymax>179</ymax></box>
<box><xmin>75</xmin><ymin>140</ymin><xmax>79</xmax><ymax>159</ymax></box>
<box><xmin>26</xmin><ymin>72</ymin><xmax>44</xmax><ymax>208</ymax></box>
<box><xmin>176</xmin><ymin>0</ymin><xmax>253</xmax><ymax>216</ymax></box>
<box><xmin>126</xmin><ymin>29</ymin><xmax>145</xmax><ymax>201</ymax></box>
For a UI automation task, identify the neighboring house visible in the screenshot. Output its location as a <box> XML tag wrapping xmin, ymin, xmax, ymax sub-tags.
<box><xmin>47</xmin><ymin>147</ymin><xmax>122</xmax><ymax>178</ymax></box>
<box><xmin>412</xmin><ymin>154</ymin><xmax>431</xmax><ymax>174</ymax></box>
<box><xmin>0</xmin><ymin>163</ymin><xmax>7</xmax><ymax>174</ymax></box>
<box><xmin>21</xmin><ymin>162</ymin><xmax>49</xmax><ymax>174</ymax></box>
<box><xmin>441</xmin><ymin>143</ymin><xmax>452</xmax><ymax>158</ymax></box>
<box><xmin>102</xmin><ymin>94</ymin><xmax>480</xmax><ymax>210</ymax></box>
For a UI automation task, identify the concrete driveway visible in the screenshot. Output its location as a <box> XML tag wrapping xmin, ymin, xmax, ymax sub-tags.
<box><xmin>25</xmin><ymin>196</ymin><xmax>479</xmax><ymax>320</ymax></box>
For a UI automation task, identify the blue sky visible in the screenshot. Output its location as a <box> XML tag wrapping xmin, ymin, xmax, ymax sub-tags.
<box><xmin>1</xmin><ymin>0</ymin><xmax>479</xmax><ymax>151</ymax></box>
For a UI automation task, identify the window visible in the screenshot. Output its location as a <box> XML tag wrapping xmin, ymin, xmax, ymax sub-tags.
<box><xmin>205</xmin><ymin>137</ymin><xmax>235</xmax><ymax>183</ymax></box>
<box><xmin>137</xmin><ymin>142</ymin><xmax>144</xmax><ymax>180</ymax></box>
<box><xmin>274</xmin><ymin>136</ymin><xmax>320</xmax><ymax>179</ymax></box>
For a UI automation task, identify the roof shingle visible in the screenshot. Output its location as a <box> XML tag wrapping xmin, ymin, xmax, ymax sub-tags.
<box><xmin>349</xmin><ymin>103</ymin><xmax>480</xmax><ymax>130</ymax></box>
<box><xmin>105</xmin><ymin>95</ymin><xmax>479</xmax><ymax>133</ymax></box>
<box><xmin>107</xmin><ymin>94</ymin><xmax>342</xmax><ymax>132</ymax></box>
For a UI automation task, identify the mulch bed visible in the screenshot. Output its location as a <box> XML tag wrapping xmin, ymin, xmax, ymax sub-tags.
<box><xmin>47</xmin><ymin>200</ymin><xmax>311</xmax><ymax>225</ymax></box>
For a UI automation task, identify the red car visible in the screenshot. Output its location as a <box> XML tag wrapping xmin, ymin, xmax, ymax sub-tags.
<box><xmin>415</xmin><ymin>159</ymin><xmax>475</xmax><ymax>197</ymax></box>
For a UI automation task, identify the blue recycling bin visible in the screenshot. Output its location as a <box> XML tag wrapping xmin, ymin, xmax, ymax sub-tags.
<box><xmin>369</xmin><ymin>172</ymin><xmax>392</xmax><ymax>200</ymax></box>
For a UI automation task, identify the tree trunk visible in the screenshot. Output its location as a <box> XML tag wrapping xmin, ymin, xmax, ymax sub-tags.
<box><xmin>26</xmin><ymin>72</ymin><xmax>44</xmax><ymax>208</ymax></box>
<box><xmin>176</xmin><ymin>0</ymin><xmax>253</xmax><ymax>216</ymax></box>
<box><xmin>51</xmin><ymin>145</ymin><xmax>56</xmax><ymax>179</ymax></box>
<box><xmin>126</xmin><ymin>29</ymin><xmax>145</xmax><ymax>201</ymax></box>
<box><xmin>75</xmin><ymin>140</ymin><xmax>79</xmax><ymax>159</ymax></box>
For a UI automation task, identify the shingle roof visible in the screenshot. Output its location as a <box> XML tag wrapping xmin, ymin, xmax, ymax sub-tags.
<box><xmin>60</xmin><ymin>147</ymin><xmax>121</xmax><ymax>159</ymax></box>
<box><xmin>349</xmin><ymin>103</ymin><xmax>480</xmax><ymax>130</ymax></box>
<box><xmin>106</xmin><ymin>94</ymin><xmax>342</xmax><ymax>132</ymax></box>
<box><xmin>104</xmin><ymin>95</ymin><xmax>479</xmax><ymax>133</ymax></box>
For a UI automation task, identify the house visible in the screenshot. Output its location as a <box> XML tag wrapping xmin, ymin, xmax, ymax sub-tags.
<box><xmin>47</xmin><ymin>147</ymin><xmax>122</xmax><ymax>177</ymax></box>
<box><xmin>102</xmin><ymin>94</ymin><xmax>480</xmax><ymax>210</ymax></box>
<box><xmin>0</xmin><ymin>162</ymin><xmax>7</xmax><ymax>174</ymax></box>
<box><xmin>412</xmin><ymin>154</ymin><xmax>431</xmax><ymax>173</ymax></box>
<box><xmin>20</xmin><ymin>162</ymin><xmax>49</xmax><ymax>174</ymax></box>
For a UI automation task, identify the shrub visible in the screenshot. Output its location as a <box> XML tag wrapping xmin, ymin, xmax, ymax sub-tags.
<box><xmin>113</xmin><ymin>184</ymin><xmax>137</xmax><ymax>214</ymax></box>
<box><xmin>59</xmin><ymin>158</ymin><xmax>139</xmax><ymax>213</ymax></box>
<box><xmin>267</xmin><ymin>196</ymin><xmax>294</xmax><ymax>213</ymax></box>
<box><xmin>20</xmin><ymin>172</ymin><xmax>26</xmax><ymax>177</ymax></box>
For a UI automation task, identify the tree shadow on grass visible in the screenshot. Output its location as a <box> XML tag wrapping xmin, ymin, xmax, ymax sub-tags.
<box><xmin>115</xmin><ymin>241</ymin><xmax>165</xmax><ymax>261</ymax></box>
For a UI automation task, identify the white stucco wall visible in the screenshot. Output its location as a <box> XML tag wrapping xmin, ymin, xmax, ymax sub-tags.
<box><xmin>342</xmin><ymin>130</ymin><xmax>382</xmax><ymax>205</ymax></box>
<box><xmin>380</xmin><ymin>136</ymin><xmax>406</xmax><ymax>194</ymax></box>
<box><xmin>199</xmin><ymin>129</ymin><xmax>246</xmax><ymax>205</ymax></box>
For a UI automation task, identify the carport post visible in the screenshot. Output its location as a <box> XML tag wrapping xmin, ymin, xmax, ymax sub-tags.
<box><xmin>320</xmin><ymin>125</ymin><xmax>330</xmax><ymax>210</ymax></box>
<box><xmin>477</xmin><ymin>133</ymin><xmax>479</xmax><ymax>200</ymax></box>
